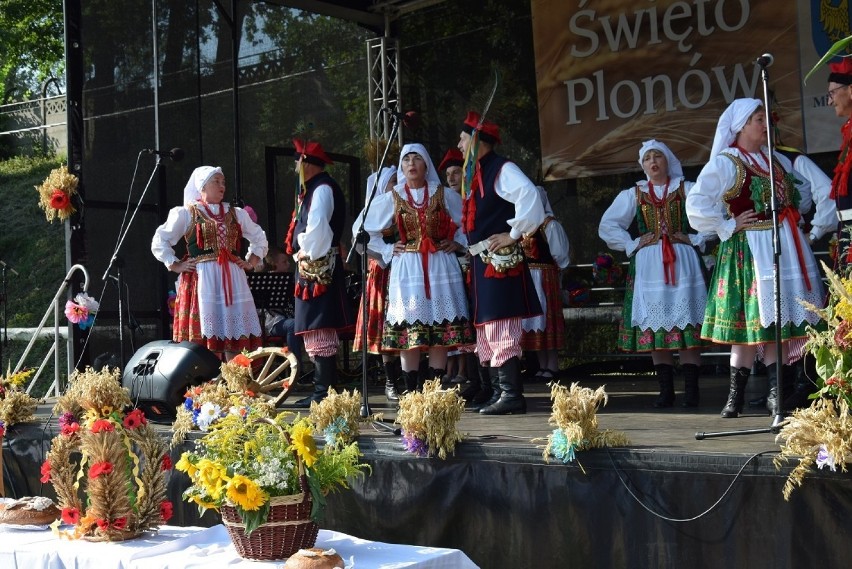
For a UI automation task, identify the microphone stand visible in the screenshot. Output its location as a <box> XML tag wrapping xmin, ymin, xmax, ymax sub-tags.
<box><xmin>695</xmin><ymin>58</ymin><xmax>786</xmax><ymax>439</ymax></box>
<box><xmin>102</xmin><ymin>153</ymin><xmax>163</xmax><ymax>366</ymax></box>
<box><xmin>349</xmin><ymin>116</ymin><xmax>402</xmax><ymax>435</ymax></box>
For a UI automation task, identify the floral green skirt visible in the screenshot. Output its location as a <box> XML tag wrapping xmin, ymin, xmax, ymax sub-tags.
<box><xmin>382</xmin><ymin>318</ymin><xmax>474</xmax><ymax>351</ymax></box>
<box><xmin>617</xmin><ymin>261</ymin><xmax>704</xmax><ymax>351</ymax></box>
<box><xmin>701</xmin><ymin>231</ymin><xmax>813</xmax><ymax>344</ymax></box>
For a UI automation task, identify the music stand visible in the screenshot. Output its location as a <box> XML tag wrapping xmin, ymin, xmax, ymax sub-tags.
<box><xmin>246</xmin><ymin>272</ymin><xmax>295</xmax><ymax>317</ymax></box>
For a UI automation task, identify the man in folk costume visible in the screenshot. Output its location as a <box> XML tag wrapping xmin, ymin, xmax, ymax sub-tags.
<box><xmin>827</xmin><ymin>57</ymin><xmax>852</xmax><ymax>268</ymax></box>
<box><xmin>438</xmin><ymin>147</ymin><xmax>464</xmax><ymax>193</ymax></box>
<box><xmin>458</xmin><ymin>111</ymin><xmax>545</xmax><ymax>415</ymax></box>
<box><xmin>285</xmin><ymin>139</ymin><xmax>354</xmax><ymax>407</ymax></box>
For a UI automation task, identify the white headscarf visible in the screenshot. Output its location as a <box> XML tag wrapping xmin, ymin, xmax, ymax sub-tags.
<box><xmin>365</xmin><ymin>166</ymin><xmax>396</xmax><ymax>201</ymax></box>
<box><xmin>396</xmin><ymin>143</ymin><xmax>441</xmax><ymax>189</ymax></box>
<box><xmin>183</xmin><ymin>166</ymin><xmax>223</xmax><ymax>205</ymax></box>
<box><xmin>638</xmin><ymin>139</ymin><xmax>683</xmax><ymax>180</ymax></box>
<box><xmin>709</xmin><ymin>98</ymin><xmax>762</xmax><ymax>160</ymax></box>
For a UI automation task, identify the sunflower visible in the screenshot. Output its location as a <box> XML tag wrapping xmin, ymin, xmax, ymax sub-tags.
<box><xmin>288</xmin><ymin>422</ymin><xmax>319</xmax><ymax>468</ymax></box>
<box><xmin>196</xmin><ymin>458</ymin><xmax>229</xmax><ymax>499</ymax></box>
<box><xmin>227</xmin><ymin>474</ymin><xmax>268</xmax><ymax>511</ymax></box>
<box><xmin>175</xmin><ymin>455</ymin><xmax>198</xmax><ymax>477</ymax></box>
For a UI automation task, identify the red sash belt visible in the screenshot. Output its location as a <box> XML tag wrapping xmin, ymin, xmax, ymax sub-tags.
<box><xmin>660</xmin><ymin>235</ymin><xmax>677</xmax><ymax>286</ymax></box>
<box><xmin>778</xmin><ymin>206</ymin><xmax>811</xmax><ymax>291</ymax></box>
<box><xmin>418</xmin><ymin>236</ymin><xmax>438</xmax><ymax>299</ymax></box>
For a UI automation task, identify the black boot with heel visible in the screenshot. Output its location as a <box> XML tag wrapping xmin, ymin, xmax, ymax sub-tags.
<box><xmin>721</xmin><ymin>366</ymin><xmax>750</xmax><ymax>418</ymax></box>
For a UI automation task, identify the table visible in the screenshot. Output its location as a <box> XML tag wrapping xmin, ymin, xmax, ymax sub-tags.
<box><xmin>0</xmin><ymin>524</ymin><xmax>479</xmax><ymax>568</ymax></box>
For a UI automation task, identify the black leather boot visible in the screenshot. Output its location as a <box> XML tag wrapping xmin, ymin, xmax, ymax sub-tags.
<box><xmin>469</xmin><ymin>365</ymin><xmax>499</xmax><ymax>411</ymax></box>
<box><xmin>783</xmin><ymin>357</ymin><xmax>817</xmax><ymax>411</ymax></box>
<box><xmin>681</xmin><ymin>363</ymin><xmax>700</xmax><ymax>408</ymax></box>
<box><xmin>458</xmin><ymin>365</ymin><xmax>482</xmax><ymax>401</ymax></box>
<box><xmin>400</xmin><ymin>369</ymin><xmax>418</xmax><ymax>394</ymax></box>
<box><xmin>480</xmin><ymin>357</ymin><xmax>526</xmax><ymax>415</ymax></box>
<box><xmin>721</xmin><ymin>366</ymin><xmax>750</xmax><ymax>418</ymax></box>
<box><xmin>427</xmin><ymin>367</ymin><xmax>445</xmax><ymax>388</ymax></box>
<box><xmin>293</xmin><ymin>354</ymin><xmax>336</xmax><ymax>408</ymax></box>
<box><xmin>765</xmin><ymin>363</ymin><xmax>779</xmax><ymax>416</ymax></box>
<box><xmin>653</xmin><ymin>364</ymin><xmax>675</xmax><ymax>408</ymax></box>
<box><xmin>383</xmin><ymin>359</ymin><xmax>400</xmax><ymax>401</ymax></box>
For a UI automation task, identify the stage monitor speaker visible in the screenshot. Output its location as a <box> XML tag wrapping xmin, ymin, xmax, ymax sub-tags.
<box><xmin>122</xmin><ymin>340</ymin><xmax>221</xmax><ymax>423</ymax></box>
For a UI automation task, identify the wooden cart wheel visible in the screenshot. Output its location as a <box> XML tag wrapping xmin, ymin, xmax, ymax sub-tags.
<box><xmin>218</xmin><ymin>347</ymin><xmax>299</xmax><ymax>406</ymax></box>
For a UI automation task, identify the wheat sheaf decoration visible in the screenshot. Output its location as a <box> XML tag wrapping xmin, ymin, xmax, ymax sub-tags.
<box><xmin>36</xmin><ymin>165</ymin><xmax>79</xmax><ymax>223</ymax></box>
<box><xmin>42</xmin><ymin>367</ymin><xmax>173</xmax><ymax>541</ymax></box>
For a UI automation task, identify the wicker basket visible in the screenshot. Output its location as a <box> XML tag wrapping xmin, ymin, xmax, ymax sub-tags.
<box><xmin>220</xmin><ymin>420</ymin><xmax>319</xmax><ymax>561</ymax></box>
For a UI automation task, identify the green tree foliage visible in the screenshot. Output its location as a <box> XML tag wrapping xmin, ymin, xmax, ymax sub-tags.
<box><xmin>0</xmin><ymin>0</ymin><xmax>65</xmax><ymax>103</ymax></box>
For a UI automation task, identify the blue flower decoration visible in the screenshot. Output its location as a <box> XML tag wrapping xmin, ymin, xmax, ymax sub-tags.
<box><xmin>549</xmin><ymin>428</ymin><xmax>578</xmax><ymax>464</ymax></box>
<box><xmin>183</xmin><ymin>398</ymin><xmax>194</xmax><ymax>411</ymax></box>
<box><xmin>78</xmin><ymin>314</ymin><xmax>95</xmax><ymax>330</ymax></box>
<box><xmin>323</xmin><ymin>416</ymin><xmax>348</xmax><ymax>447</ymax></box>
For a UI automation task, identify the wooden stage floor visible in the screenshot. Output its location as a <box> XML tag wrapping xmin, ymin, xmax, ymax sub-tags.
<box><xmin>283</xmin><ymin>367</ymin><xmax>789</xmax><ymax>458</ymax></box>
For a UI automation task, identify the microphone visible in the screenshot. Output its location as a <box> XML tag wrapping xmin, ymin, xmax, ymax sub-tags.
<box><xmin>381</xmin><ymin>107</ymin><xmax>420</xmax><ymax>129</ymax></box>
<box><xmin>755</xmin><ymin>53</ymin><xmax>774</xmax><ymax>67</ymax></box>
<box><xmin>143</xmin><ymin>147</ymin><xmax>185</xmax><ymax>161</ymax></box>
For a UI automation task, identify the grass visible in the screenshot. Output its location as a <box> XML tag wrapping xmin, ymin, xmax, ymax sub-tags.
<box><xmin>0</xmin><ymin>155</ymin><xmax>68</xmax><ymax>396</ymax></box>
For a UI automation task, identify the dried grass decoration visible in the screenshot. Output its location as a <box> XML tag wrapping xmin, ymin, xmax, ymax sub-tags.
<box><xmin>42</xmin><ymin>367</ymin><xmax>173</xmax><ymax>541</ymax></box>
<box><xmin>0</xmin><ymin>365</ymin><xmax>39</xmax><ymax>426</ymax></box>
<box><xmin>396</xmin><ymin>379</ymin><xmax>465</xmax><ymax>459</ymax></box>
<box><xmin>541</xmin><ymin>382</ymin><xmax>629</xmax><ymax>467</ymax></box>
<box><xmin>773</xmin><ymin>261</ymin><xmax>852</xmax><ymax>499</ymax></box>
<box><xmin>775</xmin><ymin>397</ymin><xmax>852</xmax><ymax>500</ymax></box>
<box><xmin>309</xmin><ymin>388</ymin><xmax>361</xmax><ymax>449</ymax></box>
<box><xmin>171</xmin><ymin>353</ymin><xmax>275</xmax><ymax>447</ymax></box>
<box><xmin>36</xmin><ymin>165</ymin><xmax>79</xmax><ymax>223</ymax></box>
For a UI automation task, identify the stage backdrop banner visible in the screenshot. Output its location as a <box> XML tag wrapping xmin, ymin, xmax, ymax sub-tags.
<box><xmin>531</xmin><ymin>0</ymin><xmax>836</xmax><ymax>180</ymax></box>
<box><xmin>799</xmin><ymin>0</ymin><xmax>852</xmax><ymax>153</ymax></box>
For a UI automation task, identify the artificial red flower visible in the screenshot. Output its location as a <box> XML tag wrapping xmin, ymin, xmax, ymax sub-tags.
<box><xmin>61</xmin><ymin>507</ymin><xmax>80</xmax><ymax>525</ymax></box>
<box><xmin>91</xmin><ymin>419</ymin><xmax>115</xmax><ymax>433</ymax></box>
<box><xmin>0</xmin><ymin>424</ymin><xmax>5</xmax><ymax>438</ymax></box>
<box><xmin>61</xmin><ymin>422</ymin><xmax>80</xmax><ymax>436</ymax></box>
<box><xmin>49</xmin><ymin>189</ymin><xmax>70</xmax><ymax>210</ymax></box>
<box><xmin>89</xmin><ymin>461</ymin><xmax>114</xmax><ymax>479</ymax></box>
<box><xmin>40</xmin><ymin>461</ymin><xmax>51</xmax><ymax>483</ymax></box>
<box><xmin>96</xmin><ymin>518</ymin><xmax>110</xmax><ymax>531</ymax></box>
<box><xmin>123</xmin><ymin>408</ymin><xmax>147</xmax><ymax>429</ymax></box>
<box><xmin>161</xmin><ymin>454</ymin><xmax>172</xmax><ymax>471</ymax></box>
<box><xmin>232</xmin><ymin>353</ymin><xmax>252</xmax><ymax>367</ymax></box>
<box><xmin>160</xmin><ymin>501</ymin><xmax>174</xmax><ymax>522</ymax></box>
<box><xmin>112</xmin><ymin>517</ymin><xmax>127</xmax><ymax>530</ymax></box>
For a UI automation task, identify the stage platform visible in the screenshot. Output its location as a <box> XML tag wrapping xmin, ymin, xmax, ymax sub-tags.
<box><xmin>3</xmin><ymin>370</ymin><xmax>851</xmax><ymax>568</ymax></box>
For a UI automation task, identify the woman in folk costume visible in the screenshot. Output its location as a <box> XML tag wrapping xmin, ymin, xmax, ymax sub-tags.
<box><xmin>152</xmin><ymin>166</ymin><xmax>267</xmax><ymax>360</ymax></box>
<box><xmin>362</xmin><ymin>143</ymin><xmax>475</xmax><ymax>392</ymax></box>
<box><xmin>520</xmin><ymin>185</ymin><xmax>570</xmax><ymax>381</ymax></box>
<box><xmin>686</xmin><ymin>98</ymin><xmax>824</xmax><ymax>418</ymax></box>
<box><xmin>285</xmin><ymin>139</ymin><xmax>355</xmax><ymax>408</ymax></box>
<box><xmin>351</xmin><ymin>166</ymin><xmax>402</xmax><ymax>402</ymax></box>
<box><xmin>599</xmin><ymin>140</ymin><xmax>708</xmax><ymax>408</ymax></box>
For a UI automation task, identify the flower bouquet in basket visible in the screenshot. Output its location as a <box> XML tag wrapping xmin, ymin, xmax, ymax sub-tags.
<box><xmin>171</xmin><ymin>353</ymin><xmax>276</xmax><ymax>447</ymax></box>
<box><xmin>775</xmin><ymin>262</ymin><xmax>852</xmax><ymax>498</ymax></box>
<box><xmin>41</xmin><ymin>367</ymin><xmax>173</xmax><ymax>541</ymax></box>
<box><xmin>175</xmin><ymin>408</ymin><xmax>369</xmax><ymax>561</ymax></box>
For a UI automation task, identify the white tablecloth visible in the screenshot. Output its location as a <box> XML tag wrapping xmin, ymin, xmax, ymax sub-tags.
<box><xmin>0</xmin><ymin>524</ymin><xmax>479</xmax><ymax>569</ymax></box>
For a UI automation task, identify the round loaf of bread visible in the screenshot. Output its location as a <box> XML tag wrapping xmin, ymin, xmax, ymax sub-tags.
<box><xmin>0</xmin><ymin>496</ymin><xmax>61</xmax><ymax>526</ymax></box>
<box><xmin>282</xmin><ymin>548</ymin><xmax>345</xmax><ymax>569</ymax></box>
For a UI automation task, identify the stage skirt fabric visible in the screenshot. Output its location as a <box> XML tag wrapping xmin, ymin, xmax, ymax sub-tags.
<box><xmin>521</xmin><ymin>263</ymin><xmax>565</xmax><ymax>351</ymax></box>
<box><xmin>701</xmin><ymin>225</ymin><xmax>824</xmax><ymax>344</ymax></box>
<box><xmin>353</xmin><ymin>258</ymin><xmax>390</xmax><ymax>354</ymax></box>
<box><xmin>382</xmin><ymin>249</ymin><xmax>474</xmax><ymax>350</ymax></box>
<box><xmin>173</xmin><ymin>260</ymin><xmax>262</xmax><ymax>353</ymax></box>
<box><xmin>617</xmin><ymin>250</ymin><xmax>705</xmax><ymax>352</ymax></box>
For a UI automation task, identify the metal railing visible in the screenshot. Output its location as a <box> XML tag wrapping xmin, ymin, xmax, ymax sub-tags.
<box><xmin>16</xmin><ymin>264</ymin><xmax>90</xmax><ymax>398</ymax></box>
